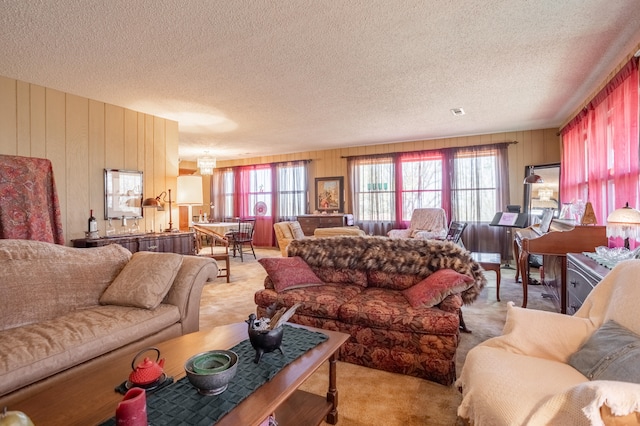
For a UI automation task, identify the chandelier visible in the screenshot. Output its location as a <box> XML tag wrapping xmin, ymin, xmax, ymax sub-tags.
<box><xmin>197</xmin><ymin>156</ymin><xmax>216</xmax><ymax>175</ymax></box>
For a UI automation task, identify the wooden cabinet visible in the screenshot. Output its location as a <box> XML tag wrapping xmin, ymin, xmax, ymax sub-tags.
<box><xmin>566</xmin><ymin>253</ymin><xmax>609</xmax><ymax>314</ymax></box>
<box><xmin>297</xmin><ymin>214</ymin><xmax>348</xmax><ymax>236</ymax></box>
<box><xmin>72</xmin><ymin>231</ymin><xmax>195</xmax><ymax>255</ymax></box>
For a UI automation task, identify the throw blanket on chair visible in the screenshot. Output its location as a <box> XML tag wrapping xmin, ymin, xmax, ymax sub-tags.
<box><xmin>0</xmin><ymin>154</ymin><xmax>64</xmax><ymax>244</ymax></box>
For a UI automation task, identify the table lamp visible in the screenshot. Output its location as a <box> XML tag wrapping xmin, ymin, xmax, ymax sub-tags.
<box><xmin>606</xmin><ymin>202</ymin><xmax>640</xmax><ymax>249</ymax></box>
<box><xmin>142</xmin><ymin>189</ymin><xmax>175</xmax><ymax>232</ymax></box>
<box><xmin>177</xmin><ymin>175</ymin><xmax>204</xmax><ymax>228</ymax></box>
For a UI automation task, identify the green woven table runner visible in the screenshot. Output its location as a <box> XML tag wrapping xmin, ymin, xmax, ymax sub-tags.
<box><xmin>101</xmin><ymin>325</ymin><xmax>328</xmax><ymax>426</ymax></box>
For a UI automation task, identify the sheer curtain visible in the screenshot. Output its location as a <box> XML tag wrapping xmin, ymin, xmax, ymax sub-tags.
<box><xmin>274</xmin><ymin>160</ymin><xmax>308</xmax><ymax>222</ymax></box>
<box><xmin>561</xmin><ymin>57</ymin><xmax>639</xmax><ymax>222</ymax></box>
<box><xmin>448</xmin><ymin>144</ymin><xmax>510</xmax><ymax>257</ymax></box>
<box><xmin>560</xmin><ymin>117</ymin><xmax>588</xmax><ymax>208</ymax></box>
<box><xmin>347</xmin><ymin>154</ymin><xmax>396</xmax><ymax>235</ymax></box>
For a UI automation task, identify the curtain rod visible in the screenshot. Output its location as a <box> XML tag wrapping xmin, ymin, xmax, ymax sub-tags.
<box><xmin>340</xmin><ymin>141</ymin><xmax>518</xmax><ymax>159</ymax></box>
<box><xmin>222</xmin><ymin>159</ymin><xmax>312</xmax><ymax>169</ymax></box>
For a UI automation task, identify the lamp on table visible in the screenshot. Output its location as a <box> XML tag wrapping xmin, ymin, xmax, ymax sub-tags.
<box><xmin>177</xmin><ymin>175</ymin><xmax>204</xmax><ymax>228</ymax></box>
<box><xmin>142</xmin><ymin>189</ymin><xmax>175</xmax><ymax>232</ymax></box>
<box><xmin>606</xmin><ymin>202</ymin><xmax>640</xmax><ymax>250</ymax></box>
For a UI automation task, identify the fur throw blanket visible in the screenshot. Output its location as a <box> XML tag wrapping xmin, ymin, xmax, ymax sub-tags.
<box><xmin>287</xmin><ymin>236</ymin><xmax>486</xmax><ymax>304</ymax></box>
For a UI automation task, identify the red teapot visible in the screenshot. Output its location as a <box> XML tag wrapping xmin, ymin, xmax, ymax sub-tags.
<box><xmin>128</xmin><ymin>347</ymin><xmax>165</xmax><ymax>386</ymax></box>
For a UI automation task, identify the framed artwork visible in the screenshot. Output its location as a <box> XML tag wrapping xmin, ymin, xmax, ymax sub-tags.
<box><xmin>315</xmin><ymin>176</ymin><xmax>344</xmax><ymax>212</ymax></box>
<box><xmin>104</xmin><ymin>169</ymin><xmax>143</xmax><ymax>219</ymax></box>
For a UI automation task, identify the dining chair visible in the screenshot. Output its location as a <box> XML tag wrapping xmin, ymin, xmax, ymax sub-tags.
<box><xmin>226</xmin><ymin>218</ymin><xmax>256</xmax><ymax>262</ymax></box>
<box><xmin>192</xmin><ymin>224</ymin><xmax>230</xmax><ymax>282</ymax></box>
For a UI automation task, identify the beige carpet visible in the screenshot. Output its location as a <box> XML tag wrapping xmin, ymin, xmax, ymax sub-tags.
<box><xmin>199</xmin><ymin>247</ymin><xmax>556</xmax><ymax>425</ymax></box>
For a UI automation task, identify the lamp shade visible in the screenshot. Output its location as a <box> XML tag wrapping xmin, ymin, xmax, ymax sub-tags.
<box><xmin>177</xmin><ymin>175</ymin><xmax>204</xmax><ymax>205</ymax></box>
<box><xmin>142</xmin><ymin>197</ymin><xmax>162</xmax><ymax>209</ymax></box>
<box><xmin>523</xmin><ymin>174</ymin><xmax>544</xmax><ymax>184</ymax></box>
<box><xmin>606</xmin><ymin>202</ymin><xmax>640</xmax><ymax>245</ymax></box>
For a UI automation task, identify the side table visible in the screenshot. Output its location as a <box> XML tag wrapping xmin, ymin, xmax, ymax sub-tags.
<box><xmin>471</xmin><ymin>252</ymin><xmax>502</xmax><ymax>300</ymax></box>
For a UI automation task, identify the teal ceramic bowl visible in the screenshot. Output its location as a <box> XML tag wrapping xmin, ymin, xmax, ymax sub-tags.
<box><xmin>184</xmin><ymin>350</ymin><xmax>238</xmax><ymax>395</ymax></box>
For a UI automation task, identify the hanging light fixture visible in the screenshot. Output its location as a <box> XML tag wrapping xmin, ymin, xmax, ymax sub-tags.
<box><xmin>197</xmin><ymin>154</ymin><xmax>216</xmax><ymax>176</ymax></box>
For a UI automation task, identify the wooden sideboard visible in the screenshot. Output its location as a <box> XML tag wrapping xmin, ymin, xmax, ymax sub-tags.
<box><xmin>297</xmin><ymin>214</ymin><xmax>348</xmax><ymax>236</ymax></box>
<box><xmin>566</xmin><ymin>253</ymin><xmax>610</xmax><ymax>314</ymax></box>
<box><xmin>72</xmin><ymin>231</ymin><xmax>196</xmax><ymax>255</ymax></box>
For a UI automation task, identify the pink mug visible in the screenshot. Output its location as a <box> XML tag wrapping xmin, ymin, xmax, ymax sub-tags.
<box><xmin>116</xmin><ymin>387</ymin><xmax>147</xmax><ymax>426</ymax></box>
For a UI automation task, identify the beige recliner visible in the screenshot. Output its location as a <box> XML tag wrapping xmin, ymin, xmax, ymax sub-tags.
<box><xmin>387</xmin><ymin>208</ymin><xmax>448</xmax><ymax>240</ymax></box>
<box><xmin>273</xmin><ymin>221</ymin><xmax>307</xmax><ymax>256</ymax></box>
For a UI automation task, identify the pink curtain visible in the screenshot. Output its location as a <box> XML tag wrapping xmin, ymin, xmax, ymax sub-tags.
<box><xmin>234</xmin><ymin>164</ymin><xmax>273</xmax><ymax>247</ymax></box>
<box><xmin>560</xmin><ymin>118</ymin><xmax>588</xmax><ymax>208</ymax></box>
<box><xmin>0</xmin><ymin>155</ymin><xmax>64</xmax><ymax>244</ymax></box>
<box><xmin>561</xmin><ymin>58</ymin><xmax>639</xmax><ymax>222</ymax></box>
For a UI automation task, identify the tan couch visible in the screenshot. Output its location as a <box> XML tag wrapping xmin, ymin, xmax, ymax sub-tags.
<box><xmin>0</xmin><ymin>239</ymin><xmax>218</xmax><ymax>399</ymax></box>
<box><xmin>273</xmin><ymin>220</ymin><xmax>366</xmax><ymax>256</ymax></box>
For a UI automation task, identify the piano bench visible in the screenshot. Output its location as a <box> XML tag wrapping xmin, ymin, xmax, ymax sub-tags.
<box><xmin>471</xmin><ymin>252</ymin><xmax>501</xmax><ymax>301</ymax></box>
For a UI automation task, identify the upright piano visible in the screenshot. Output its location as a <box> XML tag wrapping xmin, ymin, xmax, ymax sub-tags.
<box><xmin>513</xmin><ymin>219</ymin><xmax>607</xmax><ymax>313</ymax></box>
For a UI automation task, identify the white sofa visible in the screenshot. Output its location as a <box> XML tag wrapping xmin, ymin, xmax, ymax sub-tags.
<box><xmin>456</xmin><ymin>259</ymin><xmax>640</xmax><ymax>425</ymax></box>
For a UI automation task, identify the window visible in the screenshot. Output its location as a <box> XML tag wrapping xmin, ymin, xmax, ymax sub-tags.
<box><xmin>348</xmin><ymin>144</ymin><xmax>509</xmax><ymax>234</ymax></box>
<box><xmin>276</xmin><ymin>162</ymin><xmax>307</xmax><ymax>220</ymax></box>
<box><xmin>351</xmin><ymin>156</ymin><xmax>395</xmax><ymax>221</ymax></box>
<box><xmin>399</xmin><ymin>152</ymin><xmax>443</xmax><ymax>220</ymax></box>
<box><xmin>452</xmin><ymin>151</ymin><xmax>499</xmax><ymax>222</ymax></box>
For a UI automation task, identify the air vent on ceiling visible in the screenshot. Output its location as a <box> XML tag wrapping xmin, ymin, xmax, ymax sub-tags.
<box><xmin>450</xmin><ymin>108</ymin><xmax>465</xmax><ymax>116</ymax></box>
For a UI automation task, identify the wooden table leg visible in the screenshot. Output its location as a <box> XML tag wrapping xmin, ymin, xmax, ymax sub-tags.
<box><xmin>518</xmin><ymin>249</ymin><xmax>529</xmax><ymax>308</ymax></box>
<box><xmin>325</xmin><ymin>353</ymin><xmax>339</xmax><ymax>424</ymax></box>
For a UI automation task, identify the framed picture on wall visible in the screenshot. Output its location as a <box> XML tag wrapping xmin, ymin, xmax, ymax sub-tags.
<box><xmin>315</xmin><ymin>176</ymin><xmax>344</xmax><ymax>212</ymax></box>
<box><xmin>104</xmin><ymin>168</ymin><xmax>143</xmax><ymax>219</ymax></box>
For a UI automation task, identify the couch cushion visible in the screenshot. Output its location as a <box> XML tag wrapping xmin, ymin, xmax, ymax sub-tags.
<box><xmin>338</xmin><ymin>288</ymin><xmax>459</xmax><ymax>335</ymax></box>
<box><xmin>100</xmin><ymin>251</ymin><xmax>183</xmax><ymax>309</ymax></box>
<box><xmin>275</xmin><ymin>284</ymin><xmax>363</xmax><ymax>319</ymax></box>
<box><xmin>290</xmin><ymin>221</ymin><xmax>306</xmax><ymax>239</ymax></box>
<box><xmin>367</xmin><ymin>270</ymin><xmax>419</xmax><ymax>290</ymax></box>
<box><xmin>312</xmin><ymin>267</ymin><xmax>368</xmax><ymax>287</ymax></box>
<box><xmin>568</xmin><ymin>320</ymin><xmax>640</xmax><ymax>383</ymax></box>
<box><xmin>0</xmin><ymin>304</ymin><xmax>180</xmax><ymax>396</ymax></box>
<box><xmin>402</xmin><ymin>269</ymin><xmax>474</xmax><ymax>308</ymax></box>
<box><xmin>1</xmin><ymin>240</ymin><xmax>132</xmax><ymax>330</ymax></box>
<box><xmin>258</xmin><ymin>256</ymin><xmax>324</xmax><ymax>292</ymax></box>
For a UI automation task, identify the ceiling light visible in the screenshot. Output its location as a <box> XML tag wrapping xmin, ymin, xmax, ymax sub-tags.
<box><xmin>450</xmin><ymin>108</ymin><xmax>465</xmax><ymax>116</ymax></box>
<box><xmin>197</xmin><ymin>155</ymin><xmax>217</xmax><ymax>175</ymax></box>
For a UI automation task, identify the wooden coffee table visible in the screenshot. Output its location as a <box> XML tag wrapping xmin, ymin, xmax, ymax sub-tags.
<box><xmin>1</xmin><ymin>323</ymin><xmax>349</xmax><ymax>426</ymax></box>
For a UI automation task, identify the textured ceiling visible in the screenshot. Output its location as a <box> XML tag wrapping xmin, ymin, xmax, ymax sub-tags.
<box><xmin>1</xmin><ymin>1</ymin><xmax>639</xmax><ymax>161</ymax></box>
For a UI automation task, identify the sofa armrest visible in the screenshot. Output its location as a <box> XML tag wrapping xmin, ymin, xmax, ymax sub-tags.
<box><xmin>481</xmin><ymin>302</ymin><xmax>596</xmax><ymax>362</ymax></box>
<box><xmin>163</xmin><ymin>256</ymin><xmax>218</xmax><ymax>334</ymax></box>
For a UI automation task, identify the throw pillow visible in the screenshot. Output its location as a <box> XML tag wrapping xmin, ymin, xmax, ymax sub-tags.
<box><xmin>258</xmin><ymin>256</ymin><xmax>324</xmax><ymax>292</ymax></box>
<box><xmin>402</xmin><ymin>269</ymin><xmax>474</xmax><ymax>308</ymax></box>
<box><xmin>100</xmin><ymin>251</ymin><xmax>183</xmax><ymax>310</ymax></box>
<box><xmin>568</xmin><ymin>320</ymin><xmax>640</xmax><ymax>384</ymax></box>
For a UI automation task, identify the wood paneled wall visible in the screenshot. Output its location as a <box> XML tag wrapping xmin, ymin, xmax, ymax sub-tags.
<box><xmin>0</xmin><ymin>75</ymin><xmax>179</xmax><ymax>245</ymax></box>
<box><xmin>218</xmin><ymin>129</ymin><xmax>561</xmax><ymax>214</ymax></box>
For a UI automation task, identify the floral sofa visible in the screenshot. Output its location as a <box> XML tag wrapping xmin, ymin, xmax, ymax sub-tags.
<box><xmin>0</xmin><ymin>239</ymin><xmax>218</xmax><ymax>400</ymax></box>
<box><xmin>255</xmin><ymin>236</ymin><xmax>486</xmax><ymax>385</ymax></box>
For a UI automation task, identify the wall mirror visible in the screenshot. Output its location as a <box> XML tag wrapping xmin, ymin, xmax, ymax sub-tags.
<box><xmin>523</xmin><ymin>163</ymin><xmax>561</xmax><ymax>224</ymax></box>
<box><xmin>104</xmin><ymin>169</ymin><xmax>143</xmax><ymax>219</ymax></box>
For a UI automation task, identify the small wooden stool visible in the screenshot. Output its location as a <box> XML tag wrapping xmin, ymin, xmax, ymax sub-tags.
<box><xmin>471</xmin><ymin>252</ymin><xmax>502</xmax><ymax>300</ymax></box>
